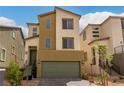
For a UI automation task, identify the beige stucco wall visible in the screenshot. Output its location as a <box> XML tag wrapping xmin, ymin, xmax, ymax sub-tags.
<box><xmin>25</xmin><ymin>37</ymin><xmax>39</xmax><ymax>65</ymax></box>
<box><xmin>110</xmin><ymin>18</ymin><xmax>123</xmax><ymax>51</ymax></box>
<box><xmin>0</xmin><ymin>28</ymin><xmax>25</xmax><ymax>68</ymax></box>
<box><xmin>56</xmin><ymin>8</ymin><xmax>80</xmax><ymax>50</ymax></box>
<box><xmin>100</xmin><ymin>18</ymin><xmax>124</xmax><ymax>53</ymax></box>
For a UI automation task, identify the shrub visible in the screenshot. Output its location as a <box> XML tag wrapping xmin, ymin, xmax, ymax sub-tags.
<box><xmin>5</xmin><ymin>61</ymin><xmax>23</xmax><ymax>85</ymax></box>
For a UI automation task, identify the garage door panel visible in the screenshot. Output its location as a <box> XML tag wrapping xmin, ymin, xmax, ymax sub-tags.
<box><xmin>42</xmin><ymin>61</ymin><xmax>80</xmax><ymax>78</ymax></box>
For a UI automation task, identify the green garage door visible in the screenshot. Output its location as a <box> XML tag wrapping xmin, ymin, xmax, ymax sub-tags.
<box><xmin>42</xmin><ymin>61</ymin><xmax>80</xmax><ymax>78</ymax></box>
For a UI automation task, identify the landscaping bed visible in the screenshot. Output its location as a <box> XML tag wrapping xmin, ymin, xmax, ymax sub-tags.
<box><xmin>4</xmin><ymin>78</ymin><xmax>40</xmax><ymax>86</ymax></box>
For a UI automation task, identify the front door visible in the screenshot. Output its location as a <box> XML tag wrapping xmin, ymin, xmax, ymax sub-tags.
<box><xmin>29</xmin><ymin>48</ymin><xmax>37</xmax><ymax>78</ymax></box>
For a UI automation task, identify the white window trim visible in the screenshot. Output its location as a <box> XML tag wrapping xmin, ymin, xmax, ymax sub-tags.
<box><xmin>0</xmin><ymin>48</ymin><xmax>6</xmax><ymax>62</ymax></box>
<box><xmin>12</xmin><ymin>32</ymin><xmax>16</xmax><ymax>39</ymax></box>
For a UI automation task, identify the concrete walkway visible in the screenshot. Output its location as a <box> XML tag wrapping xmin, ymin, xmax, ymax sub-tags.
<box><xmin>39</xmin><ymin>78</ymin><xmax>81</xmax><ymax>86</ymax></box>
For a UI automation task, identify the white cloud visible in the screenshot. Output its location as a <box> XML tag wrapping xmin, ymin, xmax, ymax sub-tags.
<box><xmin>0</xmin><ymin>16</ymin><xmax>28</xmax><ymax>38</ymax></box>
<box><xmin>18</xmin><ymin>26</ymin><xmax>28</xmax><ymax>38</ymax></box>
<box><xmin>0</xmin><ymin>17</ymin><xmax>17</xmax><ymax>27</ymax></box>
<box><xmin>79</xmin><ymin>12</ymin><xmax>124</xmax><ymax>32</ymax></box>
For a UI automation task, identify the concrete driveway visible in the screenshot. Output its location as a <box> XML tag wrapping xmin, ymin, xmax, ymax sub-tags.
<box><xmin>39</xmin><ymin>78</ymin><xmax>81</xmax><ymax>86</ymax></box>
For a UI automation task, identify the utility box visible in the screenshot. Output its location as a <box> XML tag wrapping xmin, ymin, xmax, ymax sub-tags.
<box><xmin>0</xmin><ymin>69</ymin><xmax>5</xmax><ymax>86</ymax></box>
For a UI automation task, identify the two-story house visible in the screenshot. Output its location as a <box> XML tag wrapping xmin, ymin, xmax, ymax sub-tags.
<box><xmin>80</xmin><ymin>16</ymin><xmax>124</xmax><ymax>75</ymax></box>
<box><xmin>0</xmin><ymin>26</ymin><xmax>25</xmax><ymax>69</ymax></box>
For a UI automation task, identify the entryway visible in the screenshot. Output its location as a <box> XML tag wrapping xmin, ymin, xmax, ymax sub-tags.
<box><xmin>29</xmin><ymin>46</ymin><xmax>37</xmax><ymax>78</ymax></box>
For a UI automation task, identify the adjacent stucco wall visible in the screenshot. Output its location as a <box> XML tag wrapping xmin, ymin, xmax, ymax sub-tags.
<box><xmin>56</xmin><ymin>8</ymin><xmax>80</xmax><ymax>50</ymax></box>
<box><xmin>100</xmin><ymin>18</ymin><xmax>124</xmax><ymax>53</ymax></box>
<box><xmin>0</xmin><ymin>28</ymin><xmax>25</xmax><ymax>68</ymax></box>
<box><xmin>25</xmin><ymin>37</ymin><xmax>39</xmax><ymax>65</ymax></box>
<box><xmin>110</xmin><ymin>18</ymin><xmax>123</xmax><ymax>50</ymax></box>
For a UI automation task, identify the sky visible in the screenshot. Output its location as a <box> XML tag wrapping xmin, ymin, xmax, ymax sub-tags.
<box><xmin>1</xmin><ymin>6</ymin><xmax>124</xmax><ymax>37</ymax></box>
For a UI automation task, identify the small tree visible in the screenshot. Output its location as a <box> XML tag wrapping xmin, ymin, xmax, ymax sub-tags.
<box><xmin>94</xmin><ymin>43</ymin><xmax>113</xmax><ymax>85</ymax></box>
<box><xmin>6</xmin><ymin>61</ymin><xmax>23</xmax><ymax>85</ymax></box>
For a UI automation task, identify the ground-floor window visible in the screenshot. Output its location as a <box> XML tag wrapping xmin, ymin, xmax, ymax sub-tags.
<box><xmin>0</xmin><ymin>48</ymin><xmax>6</xmax><ymax>62</ymax></box>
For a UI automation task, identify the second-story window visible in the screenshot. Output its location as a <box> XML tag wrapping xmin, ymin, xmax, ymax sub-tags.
<box><xmin>62</xmin><ymin>19</ymin><xmax>73</xmax><ymax>29</ymax></box>
<box><xmin>62</xmin><ymin>38</ymin><xmax>74</xmax><ymax>49</ymax></box>
<box><xmin>45</xmin><ymin>38</ymin><xmax>51</xmax><ymax>48</ymax></box>
<box><xmin>12</xmin><ymin>32</ymin><xmax>16</xmax><ymax>39</ymax></box>
<box><xmin>45</xmin><ymin>19</ymin><xmax>51</xmax><ymax>29</ymax></box>
<box><xmin>32</xmin><ymin>27</ymin><xmax>37</xmax><ymax>36</ymax></box>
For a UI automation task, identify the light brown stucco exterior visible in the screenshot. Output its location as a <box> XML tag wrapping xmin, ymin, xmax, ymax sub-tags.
<box><xmin>0</xmin><ymin>26</ymin><xmax>25</xmax><ymax>68</ymax></box>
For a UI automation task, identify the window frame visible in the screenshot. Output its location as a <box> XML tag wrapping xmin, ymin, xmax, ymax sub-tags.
<box><xmin>12</xmin><ymin>32</ymin><xmax>16</xmax><ymax>39</ymax></box>
<box><xmin>32</xmin><ymin>27</ymin><xmax>38</xmax><ymax>36</ymax></box>
<box><xmin>62</xmin><ymin>18</ymin><xmax>74</xmax><ymax>29</ymax></box>
<box><xmin>45</xmin><ymin>19</ymin><xmax>51</xmax><ymax>29</ymax></box>
<box><xmin>62</xmin><ymin>37</ymin><xmax>74</xmax><ymax>49</ymax></box>
<box><xmin>45</xmin><ymin>38</ymin><xmax>51</xmax><ymax>49</ymax></box>
<box><xmin>0</xmin><ymin>48</ymin><xmax>6</xmax><ymax>62</ymax></box>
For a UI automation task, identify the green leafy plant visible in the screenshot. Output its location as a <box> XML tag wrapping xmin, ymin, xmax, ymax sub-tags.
<box><xmin>94</xmin><ymin>43</ymin><xmax>113</xmax><ymax>85</ymax></box>
<box><xmin>5</xmin><ymin>61</ymin><xmax>23</xmax><ymax>85</ymax></box>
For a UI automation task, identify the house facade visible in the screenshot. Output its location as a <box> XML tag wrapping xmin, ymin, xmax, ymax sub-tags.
<box><xmin>0</xmin><ymin>26</ymin><xmax>25</xmax><ymax>69</ymax></box>
<box><xmin>37</xmin><ymin>7</ymin><xmax>84</xmax><ymax>78</ymax></box>
<box><xmin>80</xmin><ymin>16</ymin><xmax>124</xmax><ymax>75</ymax></box>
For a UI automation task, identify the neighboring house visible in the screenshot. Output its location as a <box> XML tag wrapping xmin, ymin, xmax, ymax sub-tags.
<box><xmin>80</xmin><ymin>16</ymin><xmax>124</xmax><ymax>75</ymax></box>
<box><xmin>25</xmin><ymin>7</ymin><xmax>84</xmax><ymax>79</ymax></box>
<box><xmin>0</xmin><ymin>26</ymin><xmax>25</xmax><ymax>69</ymax></box>
<box><xmin>25</xmin><ymin>23</ymin><xmax>39</xmax><ymax>78</ymax></box>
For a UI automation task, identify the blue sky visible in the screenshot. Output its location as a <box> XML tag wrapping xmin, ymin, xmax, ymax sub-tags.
<box><xmin>1</xmin><ymin>6</ymin><xmax>124</xmax><ymax>27</ymax></box>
